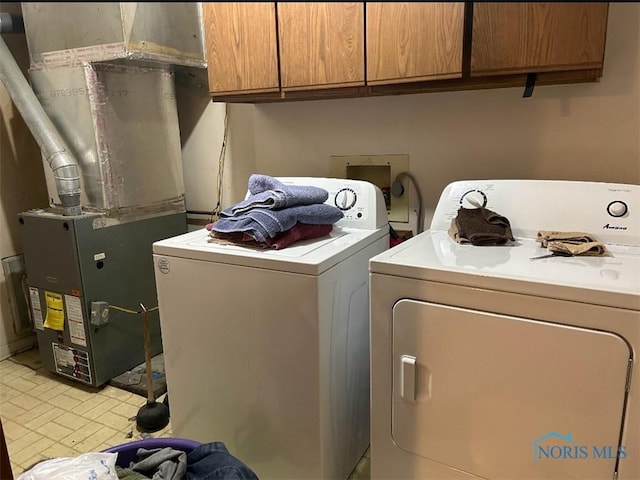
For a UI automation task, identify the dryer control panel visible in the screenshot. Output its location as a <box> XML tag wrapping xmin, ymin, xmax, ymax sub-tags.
<box><xmin>276</xmin><ymin>177</ymin><xmax>389</xmax><ymax>230</ymax></box>
<box><xmin>431</xmin><ymin>180</ymin><xmax>639</xmax><ymax>246</ymax></box>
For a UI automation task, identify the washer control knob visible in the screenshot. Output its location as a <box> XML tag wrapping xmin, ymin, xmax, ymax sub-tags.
<box><xmin>335</xmin><ymin>188</ymin><xmax>357</xmax><ymax>211</ymax></box>
<box><xmin>460</xmin><ymin>189</ymin><xmax>487</xmax><ymax>209</ymax></box>
<box><xmin>607</xmin><ymin>201</ymin><xmax>628</xmax><ymax>218</ymax></box>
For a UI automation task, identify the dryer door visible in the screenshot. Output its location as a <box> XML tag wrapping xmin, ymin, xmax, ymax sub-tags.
<box><xmin>392</xmin><ymin>299</ymin><xmax>631</xmax><ymax>480</ymax></box>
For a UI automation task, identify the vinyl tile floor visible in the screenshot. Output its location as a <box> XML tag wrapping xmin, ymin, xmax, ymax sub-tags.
<box><xmin>0</xmin><ymin>347</ymin><xmax>371</xmax><ymax>479</ymax></box>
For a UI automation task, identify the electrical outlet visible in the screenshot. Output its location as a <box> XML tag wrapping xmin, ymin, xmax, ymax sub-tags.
<box><xmin>330</xmin><ymin>154</ymin><xmax>409</xmax><ymax>222</ymax></box>
<box><xmin>90</xmin><ymin>301</ymin><xmax>110</xmax><ymax>326</ymax></box>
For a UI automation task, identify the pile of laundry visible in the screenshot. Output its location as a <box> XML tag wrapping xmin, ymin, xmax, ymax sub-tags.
<box><xmin>17</xmin><ymin>441</ymin><xmax>259</xmax><ymax>480</ymax></box>
<box><xmin>448</xmin><ymin>206</ymin><xmax>515</xmax><ymax>246</ymax></box>
<box><xmin>447</xmin><ymin>206</ymin><xmax>609</xmax><ymax>257</ymax></box>
<box><xmin>536</xmin><ymin>230</ymin><xmax>609</xmax><ymax>256</ymax></box>
<box><xmin>206</xmin><ymin>174</ymin><xmax>344</xmax><ymax>249</ymax></box>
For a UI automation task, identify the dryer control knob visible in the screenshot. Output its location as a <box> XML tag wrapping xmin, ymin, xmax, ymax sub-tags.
<box><xmin>607</xmin><ymin>201</ymin><xmax>628</xmax><ymax>217</ymax></box>
<box><xmin>460</xmin><ymin>189</ymin><xmax>487</xmax><ymax>209</ymax></box>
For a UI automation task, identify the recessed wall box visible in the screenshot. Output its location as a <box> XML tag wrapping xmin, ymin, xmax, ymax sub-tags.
<box><xmin>331</xmin><ymin>155</ymin><xmax>409</xmax><ymax>222</ymax></box>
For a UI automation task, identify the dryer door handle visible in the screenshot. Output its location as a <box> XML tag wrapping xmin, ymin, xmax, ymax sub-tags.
<box><xmin>400</xmin><ymin>355</ymin><xmax>417</xmax><ymax>402</ymax></box>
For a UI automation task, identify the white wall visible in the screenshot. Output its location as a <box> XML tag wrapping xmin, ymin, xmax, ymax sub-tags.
<box><xmin>249</xmin><ymin>3</ymin><xmax>640</xmax><ymax>229</ymax></box>
<box><xmin>182</xmin><ymin>3</ymin><xmax>639</xmax><ymax>231</ymax></box>
<box><xmin>0</xmin><ymin>3</ymin><xmax>49</xmax><ymax>359</ymax></box>
<box><xmin>176</xmin><ymin>73</ymin><xmax>256</xmax><ymax>224</ymax></box>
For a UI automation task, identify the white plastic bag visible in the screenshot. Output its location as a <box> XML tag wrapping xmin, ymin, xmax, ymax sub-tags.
<box><xmin>17</xmin><ymin>452</ymin><xmax>118</xmax><ymax>480</ymax></box>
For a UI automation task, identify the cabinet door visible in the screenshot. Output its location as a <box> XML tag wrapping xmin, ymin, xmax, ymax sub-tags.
<box><xmin>202</xmin><ymin>2</ymin><xmax>279</xmax><ymax>95</ymax></box>
<box><xmin>366</xmin><ymin>3</ymin><xmax>464</xmax><ymax>85</ymax></box>
<box><xmin>471</xmin><ymin>3</ymin><xmax>609</xmax><ymax>77</ymax></box>
<box><xmin>277</xmin><ymin>2</ymin><xmax>364</xmax><ymax>91</ymax></box>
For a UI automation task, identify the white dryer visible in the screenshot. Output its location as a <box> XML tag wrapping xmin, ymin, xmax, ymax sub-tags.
<box><xmin>369</xmin><ymin>180</ymin><xmax>639</xmax><ymax>480</ymax></box>
<box><xmin>153</xmin><ymin>177</ymin><xmax>389</xmax><ymax>480</ymax></box>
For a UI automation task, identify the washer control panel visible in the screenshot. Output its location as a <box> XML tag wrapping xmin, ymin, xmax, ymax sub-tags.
<box><xmin>275</xmin><ymin>177</ymin><xmax>389</xmax><ymax>230</ymax></box>
<box><xmin>431</xmin><ymin>180</ymin><xmax>639</xmax><ymax>245</ymax></box>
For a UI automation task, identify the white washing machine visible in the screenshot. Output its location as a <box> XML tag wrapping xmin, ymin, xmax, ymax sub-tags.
<box><xmin>153</xmin><ymin>177</ymin><xmax>389</xmax><ymax>480</ymax></box>
<box><xmin>369</xmin><ymin>180</ymin><xmax>639</xmax><ymax>480</ymax></box>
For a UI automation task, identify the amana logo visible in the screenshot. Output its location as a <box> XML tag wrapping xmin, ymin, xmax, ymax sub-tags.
<box><xmin>603</xmin><ymin>223</ymin><xmax>627</xmax><ymax>230</ymax></box>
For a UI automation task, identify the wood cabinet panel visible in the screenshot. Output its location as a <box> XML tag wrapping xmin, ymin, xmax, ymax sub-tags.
<box><xmin>277</xmin><ymin>2</ymin><xmax>364</xmax><ymax>91</ymax></box>
<box><xmin>366</xmin><ymin>2</ymin><xmax>464</xmax><ymax>85</ymax></box>
<box><xmin>203</xmin><ymin>2</ymin><xmax>279</xmax><ymax>95</ymax></box>
<box><xmin>203</xmin><ymin>2</ymin><xmax>609</xmax><ymax>102</ymax></box>
<box><xmin>471</xmin><ymin>2</ymin><xmax>609</xmax><ymax>76</ymax></box>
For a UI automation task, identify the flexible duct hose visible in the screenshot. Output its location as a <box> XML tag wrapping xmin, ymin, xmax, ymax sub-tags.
<box><xmin>0</xmin><ymin>18</ymin><xmax>82</xmax><ymax>216</ymax></box>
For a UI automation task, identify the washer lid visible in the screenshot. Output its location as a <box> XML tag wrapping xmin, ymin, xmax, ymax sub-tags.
<box><xmin>154</xmin><ymin>226</ymin><xmax>389</xmax><ymax>275</ymax></box>
<box><xmin>370</xmin><ymin>230</ymin><xmax>640</xmax><ymax>310</ymax></box>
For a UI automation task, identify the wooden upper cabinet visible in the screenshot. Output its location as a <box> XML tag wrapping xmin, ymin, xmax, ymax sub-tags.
<box><xmin>471</xmin><ymin>3</ymin><xmax>609</xmax><ymax>76</ymax></box>
<box><xmin>277</xmin><ymin>2</ymin><xmax>364</xmax><ymax>91</ymax></box>
<box><xmin>203</xmin><ymin>2</ymin><xmax>279</xmax><ymax>95</ymax></box>
<box><xmin>366</xmin><ymin>3</ymin><xmax>464</xmax><ymax>85</ymax></box>
<box><xmin>202</xmin><ymin>2</ymin><xmax>610</xmax><ymax>102</ymax></box>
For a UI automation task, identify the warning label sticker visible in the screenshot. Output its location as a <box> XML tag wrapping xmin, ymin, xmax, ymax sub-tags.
<box><xmin>64</xmin><ymin>294</ymin><xmax>87</xmax><ymax>347</ymax></box>
<box><xmin>29</xmin><ymin>287</ymin><xmax>44</xmax><ymax>330</ymax></box>
<box><xmin>52</xmin><ymin>343</ymin><xmax>92</xmax><ymax>385</ymax></box>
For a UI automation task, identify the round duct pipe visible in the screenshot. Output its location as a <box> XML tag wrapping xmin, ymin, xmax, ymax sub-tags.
<box><xmin>0</xmin><ymin>18</ymin><xmax>82</xmax><ymax>216</ymax></box>
<box><xmin>0</xmin><ymin>12</ymin><xmax>24</xmax><ymax>33</ymax></box>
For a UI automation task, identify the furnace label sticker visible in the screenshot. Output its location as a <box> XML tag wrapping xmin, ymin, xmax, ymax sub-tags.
<box><xmin>44</xmin><ymin>291</ymin><xmax>64</xmax><ymax>331</ymax></box>
<box><xmin>65</xmin><ymin>294</ymin><xmax>87</xmax><ymax>347</ymax></box>
<box><xmin>52</xmin><ymin>343</ymin><xmax>92</xmax><ymax>385</ymax></box>
<box><xmin>28</xmin><ymin>287</ymin><xmax>44</xmax><ymax>330</ymax></box>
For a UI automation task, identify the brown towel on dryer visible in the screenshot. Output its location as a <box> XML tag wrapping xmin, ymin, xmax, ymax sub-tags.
<box><xmin>536</xmin><ymin>231</ymin><xmax>597</xmax><ymax>246</ymax></box>
<box><xmin>449</xmin><ymin>207</ymin><xmax>515</xmax><ymax>246</ymax></box>
<box><xmin>536</xmin><ymin>230</ymin><xmax>609</xmax><ymax>256</ymax></box>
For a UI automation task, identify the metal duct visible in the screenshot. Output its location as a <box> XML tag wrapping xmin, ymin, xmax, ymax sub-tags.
<box><xmin>0</xmin><ymin>19</ymin><xmax>82</xmax><ymax>216</ymax></box>
<box><xmin>0</xmin><ymin>12</ymin><xmax>23</xmax><ymax>33</ymax></box>
<box><xmin>29</xmin><ymin>62</ymin><xmax>186</xmax><ymax>221</ymax></box>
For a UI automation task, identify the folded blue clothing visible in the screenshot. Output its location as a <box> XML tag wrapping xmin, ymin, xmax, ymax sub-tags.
<box><xmin>213</xmin><ymin>203</ymin><xmax>344</xmax><ymax>243</ymax></box>
<box><xmin>220</xmin><ymin>174</ymin><xmax>329</xmax><ymax>217</ymax></box>
<box><xmin>213</xmin><ymin>216</ymin><xmax>271</xmax><ymax>243</ymax></box>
